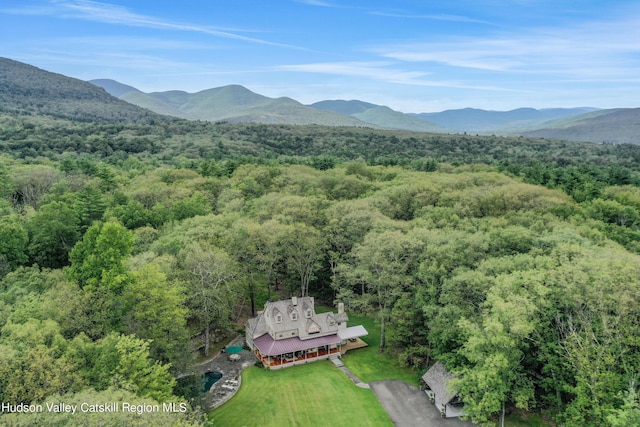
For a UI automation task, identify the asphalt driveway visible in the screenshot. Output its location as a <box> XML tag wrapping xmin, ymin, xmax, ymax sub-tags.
<box><xmin>369</xmin><ymin>380</ymin><xmax>476</xmax><ymax>427</ymax></box>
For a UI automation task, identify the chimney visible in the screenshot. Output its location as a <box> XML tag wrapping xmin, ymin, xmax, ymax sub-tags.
<box><xmin>338</xmin><ymin>302</ymin><xmax>344</xmax><ymax>314</ymax></box>
<box><xmin>292</xmin><ymin>296</ymin><xmax>298</xmax><ymax>306</ymax></box>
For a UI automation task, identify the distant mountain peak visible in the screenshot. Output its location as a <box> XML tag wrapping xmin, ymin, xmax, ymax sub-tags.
<box><xmin>309</xmin><ymin>99</ymin><xmax>448</xmax><ymax>132</ymax></box>
<box><xmin>88</xmin><ymin>79</ymin><xmax>372</xmax><ymax>126</ymax></box>
<box><xmin>310</xmin><ymin>99</ymin><xmax>378</xmax><ymax>116</ymax></box>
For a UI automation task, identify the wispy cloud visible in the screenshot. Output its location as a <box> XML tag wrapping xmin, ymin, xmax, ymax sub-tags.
<box><xmin>276</xmin><ymin>61</ymin><xmax>426</xmax><ymax>80</ymax></box>
<box><xmin>11</xmin><ymin>0</ymin><xmax>305</xmax><ymax>49</ymax></box>
<box><xmin>275</xmin><ymin>61</ymin><xmax>514</xmax><ymax>91</ymax></box>
<box><xmin>20</xmin><ymin>49</ymin><xmax>189</xmax><ymax>71</ymax></box>
<box><xmin>294</xmin><ymin>0</ymin><xmax>340</xmax><ymax>7</ymax></box>
<box><xmin>370</xmin><ymin>11</ymin><xmax>494</xmax><ymax>26</ymax></box>
<box><xmin>371</xmin><ymin>11</ymin><xmax>640</xmax><ymax>80</ymax></box>
<box><xmin>2</xmin><ymin>33</ymin><xmax>228</xmax><ymax>73</ymax></box>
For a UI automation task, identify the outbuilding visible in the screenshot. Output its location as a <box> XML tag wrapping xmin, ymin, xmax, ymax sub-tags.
<box><xmin>421</xmin><ymin>362</ymin><xmax>465</xmax><ymax>418</ymax></box>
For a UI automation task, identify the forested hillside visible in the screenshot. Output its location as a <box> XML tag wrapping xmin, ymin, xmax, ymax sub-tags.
<box><xmin>0</xmin><ymin>57</ymin><xmax>168</xmax><ymax>123</ymax></box>
<box><xmin>2</xmin><ymin>146</ymin><xmax>640</xmax><ymax>425</ymax></box>
<box><xmin>523</xmin><ymin>107</ymin><xmax>640</xmax><ymax>144</ymax></box>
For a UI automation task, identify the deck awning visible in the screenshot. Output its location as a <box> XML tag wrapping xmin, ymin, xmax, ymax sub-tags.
<box><xmin>338</xmin><ymin>325</ymin><xmax>368</xmax><ymax>341</ymax></box>
<box><xmin>253</xmin><ymin>333</ymin><xmax>342</xmax><ymax>356</ymax></box>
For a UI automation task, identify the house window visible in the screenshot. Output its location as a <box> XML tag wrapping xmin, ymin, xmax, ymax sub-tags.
<box><xmin>291</xmin><ymin>312</ymin><xmax>298</xmax><ymax>321</ymax></box>
<box><xmin>305</xmin><ymin>309</ymin><xmax>312</xmax><ymax>318</ymax></box>
<box><xmin>275</xmin><ymin>314</ymin><xmax>282</xmax><ymax>323</ymax></box>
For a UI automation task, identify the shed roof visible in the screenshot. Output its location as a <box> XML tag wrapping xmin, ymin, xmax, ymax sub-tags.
<box><xmin>338</xmin><ymin>325</ymin><xmax>368</xmax><ymax>340</ymax></box>
<box><xmin>421</xmin><ymin>362</ymin><xmax>459</xmax><ymax>409</ymax></box>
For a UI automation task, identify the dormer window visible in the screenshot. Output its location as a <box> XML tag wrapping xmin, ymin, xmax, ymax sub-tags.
<box><xmin>272</xmin><ymin>307</ymin><xmax>283</xmax><ymax>324</ymax></box>
<box><xmin>303</xmin><ymin>302</ymin><xmax>313</xmax><ymax>318</ymax></box>
<box><xmin>327</xmin><ymin>313</ymin><xmax>336</xmax><ymax>326</ymax></box>
<box><xmin>287</xmin><ymin>304</ymin><xmax>298</xmax><ymax>321</ymax></box>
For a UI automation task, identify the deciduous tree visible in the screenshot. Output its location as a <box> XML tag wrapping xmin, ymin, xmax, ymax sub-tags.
<box><xmin>339</xmin><ymin>230</ymin><xmax>422</xmax><ymax>352</ymax></box>
<box><xmin>27</xmin><ymin>201</ymin><xmax>80</xmax><ymax>269</ymax></box>
<box><xmin>179</xmin><ymin>242</ymin><xmax>239</xmax><ymax>356</ymax></box>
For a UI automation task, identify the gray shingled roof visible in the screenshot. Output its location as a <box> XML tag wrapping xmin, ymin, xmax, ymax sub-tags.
<box><xmin>248</xmin><ymin>296</ymin><xmax>350</xmax><ymax>341</ymax></box>
<box><xmin>421</xmin><ymin>362</ymin><xmax>458</xmax><ymax>409</ymax></box>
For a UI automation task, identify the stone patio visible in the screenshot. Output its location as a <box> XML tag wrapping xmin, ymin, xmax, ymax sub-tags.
<box><xmin>195</xmin><ymin>335</ymin><xmax>256</xmax><ymax>409</ymax></box>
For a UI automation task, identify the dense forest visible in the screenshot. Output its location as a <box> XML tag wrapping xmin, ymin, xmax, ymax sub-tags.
<box><xmin>2</xmin><ymin>77</ymin><xmax>640</xmax><ymax>425</ymax></box>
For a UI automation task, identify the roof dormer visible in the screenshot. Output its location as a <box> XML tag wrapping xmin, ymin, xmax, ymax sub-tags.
<box><xmin>302</xmin><ymin>301</ymin><xmax>313</xmax><ymax>318</ymax></box>
<box><xmin>327</xmin><ymin>313</ymin><xmax>336</xmax><ymax>326</ymax></box>
<box><xmin>307</xmin><ymin>319</ymin><xmax>321</xmax><ymax>334</ymax></box>
<box><xmin>272</xmin><ymin>307</ymin><xmax>283</xmax><ymax>324</ymax></box>
<box><xmin>288</xmin><ymin>305</ymin><xmax>299</xmax><ymax>321</ymax></box>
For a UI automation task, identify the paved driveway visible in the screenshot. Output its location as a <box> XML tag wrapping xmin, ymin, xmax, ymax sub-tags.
<box><xmin>369</xmin><ymin>380</ymin><xmax>476</xmax><ymax>427</ymax></box>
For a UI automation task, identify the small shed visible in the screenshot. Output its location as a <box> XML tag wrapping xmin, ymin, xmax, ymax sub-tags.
<box><xmin>421</xmin><ymin>362</ymin><xmax>464</xmax><ymax>418</ymax></box>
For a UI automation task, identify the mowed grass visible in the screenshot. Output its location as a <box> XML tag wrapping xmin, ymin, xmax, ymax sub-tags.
<box><xmin>342</xmin><ymin>312</ymin><xmax>419</xmax><ymax>386</ymax></box>
<box><xmin>208</xmin><ymin>361</ymin><xmax>393</xmax><ymax>427</ymax></box>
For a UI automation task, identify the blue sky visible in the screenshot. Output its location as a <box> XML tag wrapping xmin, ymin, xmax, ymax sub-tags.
<box><xmin>1</xmin><ymin>0</ymin><xmax>640</xmax><ymax>112</ymax></box>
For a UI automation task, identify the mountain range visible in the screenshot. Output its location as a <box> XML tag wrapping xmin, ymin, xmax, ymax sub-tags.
<box><xmin>91</xmin><ymin>78</ymin><xmax>640</xmax><ymax>144</ymax></box>
<box><xmin>90</xmin><ymin>79</ymin><xmax>369</xmax><ymax>127</ymax></box>
<box><xmin>1</xmin><ymin>56</ymin><xmax>638</xmax><ymax>144</ymax></box>
<box><xmin>414</xmin><ymin>107</ymin><xmax>600</xmax><ymax>133</ymax></box>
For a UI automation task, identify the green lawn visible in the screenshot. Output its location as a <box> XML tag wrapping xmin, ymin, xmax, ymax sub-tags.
<box><xmin>342</xmin><ymin>312</ymin><xmax>419</xmax><ymax>386</ymax></box>
<box><xmin>208</xmin><ymin>310</ymin><xmax>423</xmax><ymax>426</ymax></box>
<box><xmin>208</xmin><ymin>361</ymin><xmax>392</xmax><ymax>427</ymax></box>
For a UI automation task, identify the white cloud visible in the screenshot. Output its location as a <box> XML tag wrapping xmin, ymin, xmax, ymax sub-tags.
<box><xmin>369</xmin><ymin>11</ymin><xmax>494</xmax><ymax>25</ymax></box>
<box><xmin>275</xmin><ymin>61</ymin><xmax>514</xmax><ymax>92</ymax></box>
<box><xmin>33</xmin><ymin>0</ymin><xmax>304</xmax><ymax>49</ymax></box>
<box><xmin>371</xmin><ymin>11</ymin><xmax>640</xmax><ymax>80</ymax></box>
<box><xmin>276</xmin><ymin>61</ymin><xmax>425</xmax><ymax>80</ymax></box>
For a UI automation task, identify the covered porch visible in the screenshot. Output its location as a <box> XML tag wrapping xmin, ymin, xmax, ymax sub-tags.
<box><xmin>253</xmin><ymin>344</ymin><xmax>342</xmax><ymax>369</ymax></box>
<box><xmin>252</xmin><ymin>326</ymin><xmax>368</xmax><ymax>370</ymax></box>
<box><xmin>253</xmin><ymin>333</ymin><xmax>343</xmax><ymax>370</ymax></box>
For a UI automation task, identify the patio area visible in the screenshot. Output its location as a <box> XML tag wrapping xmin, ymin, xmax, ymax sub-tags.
<box><xmin>195</xmin><ymin>336</ymin><xmax>255</xmax><ymax>409</ymax></box>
